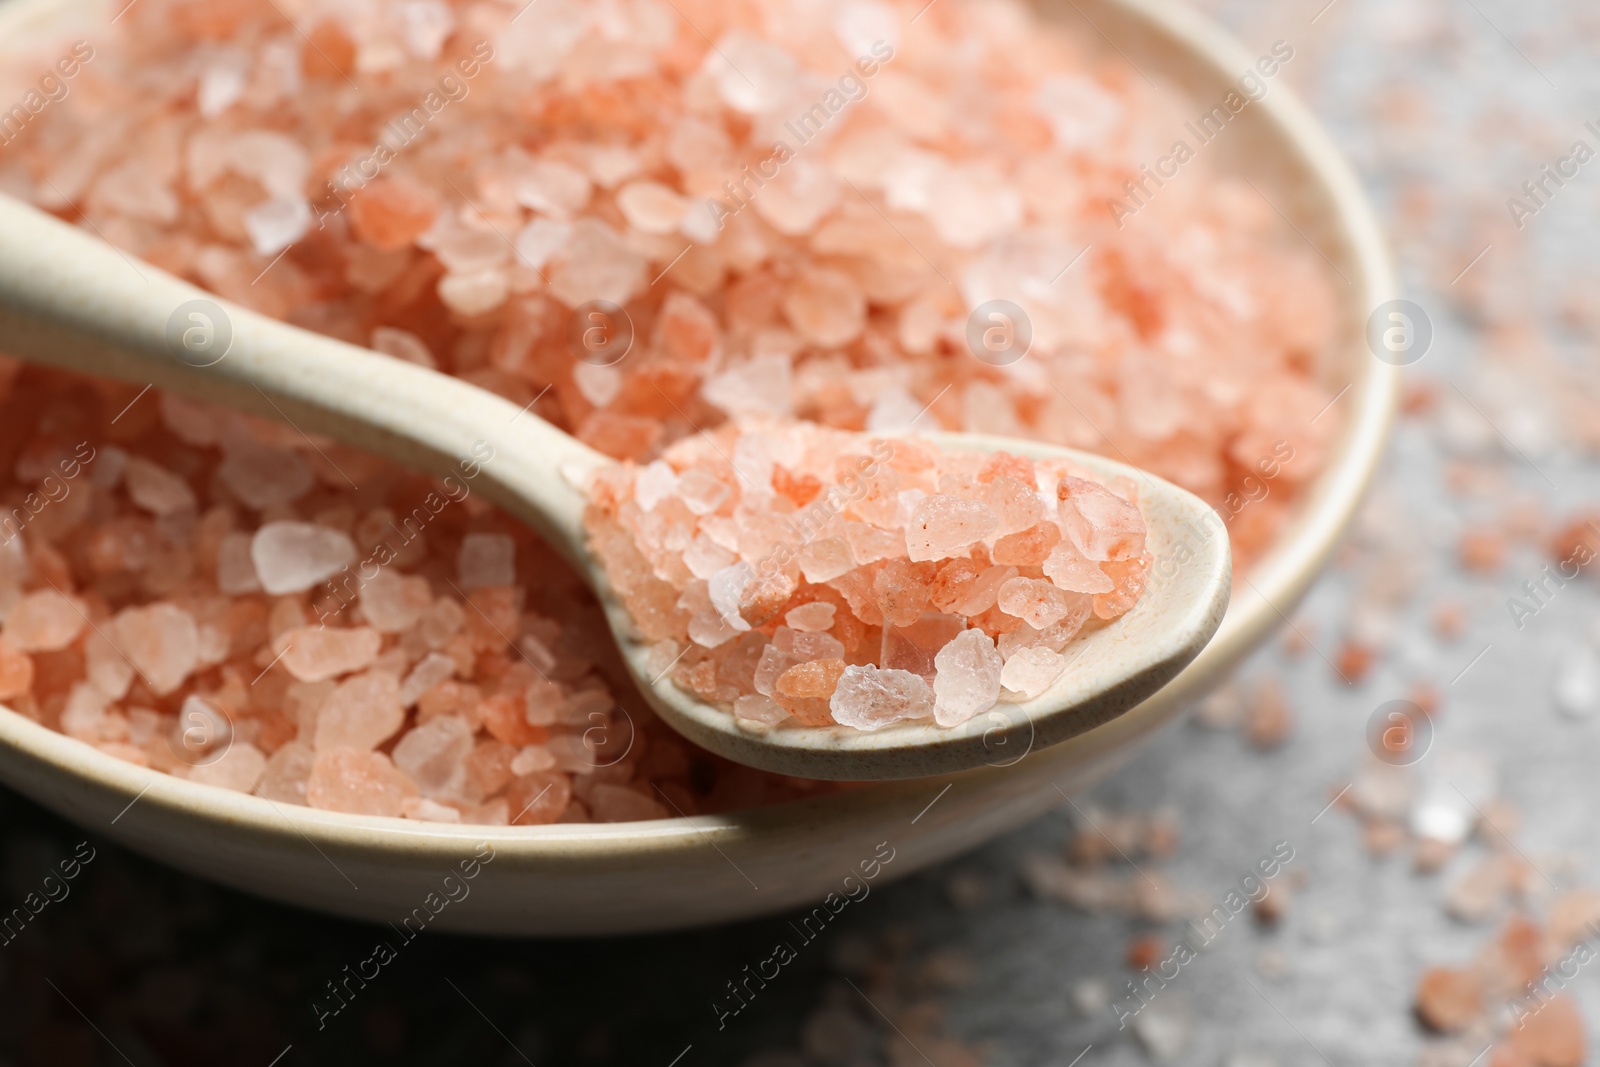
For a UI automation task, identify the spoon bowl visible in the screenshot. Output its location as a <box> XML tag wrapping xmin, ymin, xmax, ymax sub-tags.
<box><xmin>0</xmin><ymin>197</ymin><xmax>1230</xmax><ymax>780</ymax></box>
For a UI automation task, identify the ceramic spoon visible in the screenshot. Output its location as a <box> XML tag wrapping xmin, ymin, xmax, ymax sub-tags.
<box><xmin>0</xmin><ymin>197</ymin><xmax>1231</xmax><ymax>780</ymax></box>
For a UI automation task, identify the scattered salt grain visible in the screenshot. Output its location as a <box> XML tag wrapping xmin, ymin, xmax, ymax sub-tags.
<box><xmin>251</xmin><ymin>522</ymin><xmax>356</xmax><ymax>595</ymax></box>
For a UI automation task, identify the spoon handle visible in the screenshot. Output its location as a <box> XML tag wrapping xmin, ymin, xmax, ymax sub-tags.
<box><xmin>0</xmin><ymin>197</ymin><xmax>609</xmax><ymax>576</ymax></box>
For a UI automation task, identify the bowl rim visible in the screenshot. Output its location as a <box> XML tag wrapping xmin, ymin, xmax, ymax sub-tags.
<box><xmin>0</xmin><ymin>0</ymin><xmax>1398</xmax><ymax>863</ymax></box>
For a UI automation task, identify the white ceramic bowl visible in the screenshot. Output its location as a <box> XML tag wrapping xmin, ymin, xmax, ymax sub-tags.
<box><xmin>0</xmin><ymin>0</ymin><xmax>1396</xmax><ymax>934</ymax></box>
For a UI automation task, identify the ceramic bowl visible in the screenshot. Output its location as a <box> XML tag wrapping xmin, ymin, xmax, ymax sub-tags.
<box><xmin>0</xmin><ymin>0</ymin><xmax>1396</xmax><ymax>934</ymax></box>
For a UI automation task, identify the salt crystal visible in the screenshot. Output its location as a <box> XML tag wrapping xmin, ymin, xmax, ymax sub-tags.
<box><xmin>400</xmin><ymin>651</ymin><xmax>456</xmax><ymax>707</ymax></box>
<box><xmin>0</xmin><ymin>637</ymin><xmax>34</xmax><ymax>700</ymax></box>
<box><xmin>785</xmin><ymin>602</ymin><xmax>836</xmax><ymax>632</ymax></box>
<box><xmin>401</xmin><ymin>797</ymin><xmax>462</xmax><ymax>822</ymax></box>
<box><xmin>1042</xmin><ymin>539</ymin><xmax>1115</xmax><ymax>593</ymax></box>
<box><xmin>394</xmin><ymin>0</ymin><xmax>455</xmax><ymax>58</ymax></box>
<box><xmin>683</xmin><ymin>535</ymin><xmax>735</xmax><ymax>579</ymax></box>
<box><xmin>881</xmin><ymin>612</ymin><xmax>965</xmax><ymax>679</ymax></box>
<box><xmin>932</xmin><ymin>628</ymin><xmax>1003</xmax><ymax>727</ymax></box>
<box><xmin>392</xmin><ymin>715</ymin><xmax>473</xmax><ymax>797</ymax></box>
<box><xmin>513</xmin><ymin>217</ymin><xmax>573</xmax><ymax>272</ymax></box>
<box><xmin>834</xmin><ymin>0</ymin><xmax>900</xmax><ymax>57</ymax></box>
<box><xmin>734</xmin><ymin>693</ymin><xmax>789</xmax><ymax>725</ymax></box>
<box><xmin>708</xmin><ymin>562</ymin><xmax>754</xmax><ymax>630</ymax></box>
<box><xmin>709</xmin><ymin>32</ymin><xmax>798</xmax><ymax>114</ymax></box>
<box><xmin>703</xmin><ymin>353</ymin><xmax>794</xmax><ymax>419</ymax></box>
<box><xmin>306</xmin><ymin>748</ymin><xmax>417</xmax><ymax>816</ymax></box>
<box><xmin>830</xmin><ymin>664</ymin><xmax>934</xmax><ymax>730</ymax></box>
<box><xmin>634</xmin><ymin>461</ymin><xmax>678</xmax><ymax>512</ymax></box>
<box><xmin>276</xmin><ymin>626</ymin><xmax>381</xmax><ymax>682</ymax></box>
<box><xmin>1000</xmin><ymin>646</ymin><xmax>1066</xmax><ymax>698</ymax></box>
<box><xmin>754</xmin><ymin>159</ymin><xmax>840</xmax><ymax>236</ymax></box>
<box><xmin>197</xmin><ymin>49</ymin><xmax>249</xmax><ymax>117</ymax></box>
<box><xmin>783</xmin><ymin>268</ymin><xmax>866</xmax><ymax>348</ymax></box>
<box><xmin>549</xmin><ymin>218</ymin><xmax>644</xmax><ymax>307</ymax></box>
<box><xmin>124</xmin><ymin>457</ymin><xmax>197</xmax><ymax>516</ymax></box>
<box><xmin>255</xmin><ymin>740</ymin><xmax>315</xmax><ymax>805</ymax></box>
<box><xmin>573</xmin><ymin>362</ymin><xmax>622</xmax><ymax>407</ymax></box>
<box><xmin>215</xmin><ymin>531</ymin><xmax>262</xmax><ymax>594</ymax></box>
<box><xmin>371</xmin><ymin>326</ymin><xmax>438</xmax><ymax>369</ymax></box>
<box><xmin>313</xmin><ymin>670</ymin><xmax>405</xmax><ymax>751</ymax></box>
<box><xmin>439</xmin><ymin>269</ymin><xmax>508</xmax><ymax>316</ymax></box>
<box><xmin>360</xmin><ymin>567</ymin><xmax>431</xmax><ymax>632</ymax></box>
<box><xmin>997</xmin><ymin>576</ymin><xmax>1079</xmax><ymax>629</ymax></box>
<box><xmin>243</xmin><ymin>196</ymin><xmax>311</xmax><ymax>256</ymax></box>
<box><xmin>458</xmin><ymin>533</ymin><xmax>516</xmax><ymax>588</ymax></box>
<box><xmin>773</xmin><ymin>626</ymin><xmax>845</xmax><ymax>661</ymax></box>
<box><xmin>219</xmin><ymin>439</ymin><xmax>314</xmax><ymax>509</ymax></box>
<box><xmin>187</xmin><ymin>741</ymin><xmax>267</xmax><ymax>794</ymax></box>
<box><xmin>514</xmin><ymin>159</ymin><xmax>591</xmax><ymax>219</ymax></box>
<box><xmin>251</xmin><ymin>522</ymin><xmax>356</xmax><ymax>594</ymax></box>
<box><xmin>1057</xmin><ymin>476</ymin><xmax>1145</xmax><ymax>561</ymax></box>
<box><xmin>617</xmin><ymin>180</ymin><xmax>688</xmax><ymax>234</ymax></box>
<box><xmin>906</xmin><ymin>495</ymin><xmax>998</xmax><ymax>561</ymax></box>
<box><xmin>3</xmin><ymin>590</ymin><xmax>85</xmax><ymax>652</ymax></box>
<box><xmin>113</xmin><ymin>603</ymin><xmax>199</xmax><ymax>695</ymax></box>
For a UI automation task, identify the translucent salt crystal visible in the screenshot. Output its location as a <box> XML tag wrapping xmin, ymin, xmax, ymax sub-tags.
<box><xmin>830</xmin><ymin>664</ymin><xmax>934</xmax><ymax>730</ymax></box>
<box><xmin>799</xmin><ymin>538</ymin><xmax>854</xmax><ymax>583</ymax></box>
<box><xmin>394</xmin><ymin>0</ymin><xmax>455</xmax><ymax>58</ymax></box>
<box><xmin>218</xmin><ymin>439</ymin><xmax>313</xmax><ymax>509</ymax></box>
<box><xmin>866</xmin><ymin>387</ymin><xmax>925</xmax><ymax>434</ymax></box>
<box><xmin>313</xmin><ymin>670</ymin><xmax>405</xmax><ymax>750</ymax></box>
<box><xmin>633</xmin><ymin>461</ymin><xmax>678</xmax><ymax>512</ymax></box>
<box><xmin>112</xmin><ymin>603</ymin><xmax>199</xmax><ymax>695</ymax></box>
<box><xmin>573</xmin><ymin>362</ymin><xmax>622</xmax><ymax>407</ymax></box>
<box><xmin>401</xmin><ymin>797</ymin><xmax>462</xmax><ymax>822</ymax></box>
<box><xmin>458</xmin><ymin>533</ymin><xmax>516</xmax><ymax>588</ymax></box>
<box><xmin>683</xmin><ymin>535</ymin><xmax>735</xmax><ymax>579</ymax></box>
<box><xmin>709</xmin><ymin>32</ymin><xmax>798</xmax><ymax>114</ymax></box>
<box><xmin>1131</xmin><ymin>1001</ymin><xmax>1191</xmax><ymax>1064</ymax></box>
<box><xmin>1412</xmin><ymin>751</ymin><xmax>1495</xmax><ymax>845</ymax></box>
<box><xmin>513</xmin><ymin>217</ymin><xmax>573</xmax><ymax>272</ymax></box>
<box><xmin>754</xmin><ymin>644</ymin><xmax>802</xmax><ymax>696</ymax></box>
<box><xmin>243</xmin><ymin>196</ymin><xmax>311</xmax><ymax>256</ymax></box>
<box><xmin>734</xmin><ymin>693</ymin><xmax>789</xmax><ymax>725</ymax></box>
<box><xmin>783</xmin><ymin>268</ymin><xmax>866</xmax><ymax>348</ymax></box>
<box><xmin>1035</xmin><ymin>76</ymin><xmax>1123</xmax><ymax>150</ymax></box>
<box><xmin>254</xmin><ymin>740</ymin><xmax>314</xmax><ymax>804</ymax></box>
<box><xmin>510</xmin><ymin>744</ymin><xmax>556</xmax><ymax>775</ymax></box>
<box><xmin>371</xmin><ymin>326</ymin><xmax>437</xmax><ymax>369</ymax></box>
<box><xmin>929</xmin><ymin>165</ymin><xmax>1022</xmax><ymax>249</ymax></box>
<box><xmin>906</xmin><ymin>495</ymin><xmax>999</xmax><ymax>561</ymax></box>
<box><xmin>1553</xmin><ymin>644</ymin><xmax>1600</xmax><ymax>720</ymax></box>
<box><xmin>251</xmin><ymin>522</ymin><xmax>356</xmax><ymax>594</ymax></box>
<box><xmin>359</xmin><ymin>567</ymin><xmax>431</xmax><ymax>632</ymax></box>
<box><xmin>198</xmin><ymin>49</ymin><xmax>249</xmax><ymax>117</ymax></box>
<box><xmin>60</xmin><ymin>682</ymin><xmax>110</xmax><ymax>741</ymax></box>
<box><xmin>1057</xmin><ymin>476</ymin><xmax>1145</xmax><ymax>561</ymax></box>
<box><xmin>953</xmin><ymin>565</ymin><xmax>1017</xmax><ymax>616</ymax></box>
<box><xmin>754</xmin><ymin>159</ymin><xmax>841</xmax><ymax>236</ymax></box>
<box><xmin>187</xmin><ymin>741</ymin><xmax>267</xmax><ymax>794</ymax></box>
<box><xmin>221</xmin><ymin>130</ymin><xmax>309</xmax><ymax>200</ymax></box>
<box><xmin>418</xmin><ymin>597</ymin><xmax>465</xmax><ymax>648</ymax></box>
<box><xmin>773</xmin><ymin>625</ymin><xmax>844</xmax><ymax>661</ymax></box>
<box><xmin>1000</xmin><ymin>646</ymin><xmax>1066</xmax><ymax>698</ymax></box>
<box><xmin>933</xmin><ymin>628</ymin><xmax>1003</xmax><ymax>727</ymax></box>
<box><xmin>306</xmin><ymin>748</ymin><xmax>417</xmax><ymax>816</ymax></box>
<box><xmin>549</xmin><ymin>218</ymin><xmax>646</xmax><ymax>307</ymax></box>
<box><xmin>0</xmin><ymin>637</ymin><xmax>35</xmax><ymax>700</ymax></box>
<box><xmin>1042</xmin><ymin>540</ymin><xmax>1114</xmax><ymax>593</ymax></box>
<box><xmin>401</xmin><ymin>651</ymin><xmax>457</xmax><ymax>707</ymax></box>
<box><xmin>703</xmin><ymin>353</ymin><xmax>794</xmax><ymax>418</ymax></box>
<box><xmin>997</xmin><ymin>576</ymin><xmax>1079</xmax><ymax>629</ymax></box>
<box><xmin>617</xmin><ymin>180</ymin><xmax>688</xmax><ymax>235</ymax></box>
<box><xmin>881</xmin><ymin>612</ymin><xmax>965</xmax><ymax>679</ymax></box>
<box><xmin>688</xmin><ymin>611</ymin><xmax>744</xmax><ymax>648</ymax></box>
<box><xmin>785</xmin><ymin>602</ymin><xmax>836</xmax><ymax>632</ymax></box>
<box><xmin>834</xmin><ymin>0</ymin><xmax>900</xmax><ymax>57</ymax></box>
<box><xmin>677</xmin><ymin>468</ymin><xmax>732</xmax><ymax>516</ymax></box>
<box><xmin>276</xmin><ymin>625</ymin><xmax>381</xmax><ymax>682</ymax></box>
<box><xmin>124</xmin><ymin>457</ymin><xmax>197</xmax><ymax>516</ymax></box>
<box><xmin>3</xmin><ymin>590</ymin><xmax>85</xmax><ymax>652</ymax></box>
<box><xmin>392</xmin><ymin>715</ymin><xmax>474</xmax><ymax>797</ymax></box>
<box><xmin>708</xmin><ymin>562</ymin><xmax>754</xmax><ymax>629</ymax></box>
<box><xmin>514</xmin><ymin>159</ymin><xmax>592</xmax><ymax>218</ymax></box>
<box><xmin>439</xmin><ymin>269</ymin><xmax>508</xmax><ymax>316</ymax></box>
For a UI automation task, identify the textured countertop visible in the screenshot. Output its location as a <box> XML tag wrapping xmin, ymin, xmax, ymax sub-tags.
<box><xmin>2</xmin><ymin>0</ymin><xmax>1598</xmax><ymax>1064</ymax></box>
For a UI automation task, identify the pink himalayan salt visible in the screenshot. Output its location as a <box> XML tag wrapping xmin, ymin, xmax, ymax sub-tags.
<box><xmin>359</xmin><ymin>568</ymin><xmax>431</xmax><ymax>632</ymax></box>
<box><xmin>783</xmin><ymin>267</ymin><xmax>867</xmax><ymax>348</ymax></box>
<box><xmin>402</xmin><ymin>797</ymin><xmax>463</xmax><ymax>823</ymax></box>
<box><xmin>830</xmin><ymin>665</ymin><xmax>935</xmax><ymax>730</ymax></box>
<box><xmin>1057</xmin><ymin>477</ymin><xmax>1145</xmax><ymax>562</ymax></box>
<box><xmin>1000</xmin><ymin>646</ymin><xmax>1068</xmax><ymax>699</ymax></box>
<box><xmin>275</xmin><ymin>626</ymin><xmax>382</xmax><ymax>683</ymax></box>
<box><xmin>257</xmin><ymin>741</ymin><xmax>315</xmax><ymax>805</ymax></box>
<box><xmin>187</xmin><ymin>741</ymin><xmax>268</xmax><ymax>794</ymax></box>
<box><xmin>85</xmin><ymin>629</ymin><xmax>135</xmax><ymax>698</ymax></box>
<box><xmin>734</xmin><ymin>693</ymin><xmax>788</xmax><ymax>725</ymax></box>
<box><xmin>457</xmin><ymin>533</ymin><xmax>516</xmax><ymax>588</ymax></box>
<box><xmin>391</xmin><ymin>715</ymin><xmax>473</xmax><ymax>797</ymax></box>
<box><xmin>785</xmin><ymin>602</ymin><xmax>837</xmax><ymax>632</ymax></box>
<box><xmin>112</xmin><ymin>603</ymin><xmax>199</xmax><ymax>695</ymax></box>
<box><xmin>217</xmin><ymin>439</ymin><xmax>314</xmax><ymax>510</ymax></box>
<box><xmin>933</xmin><ymin>628</ymin><xmax>1004</xmax><ymax>727</ymax></box>
<box><xmin>0</xmin><ymin>637</ymin><xmax>34</xmax><ymax>699</ymax></box>
<box><xmin>882</xmin><ymin>613</ymin><xmax>966</xmax><ymax>680</ymax></box>
<box><xmin>506</xmin><ymin>770</ymin><xmax>571</xmax><ymax>826</ymax></box>
<box><xmin>400</xmin><ymin>652</ymin><xmax>457</xmax><ymax>708</ymax></box>
<box><xmin>907</xmin><ymin>496</ymin><xmax>1000</xmax><ymax>562</ymax></box>
<box><xmin>123</xmin><ymin>457</ymin><xmax>197</xmax><ymax>516</ymax></box>
<box><xmin>3</xmin><ymin>590</ymin><xmax>85</xmax><ymax>652</ymax></box>
<box><xmin>312</xmin><ymin>670</ymin><xmax>405</xmax><ymax>751</ymax></box>
<box><xmin>215</xmin><ymin>532</ymin><xmax>262</xmax><ymax>594</ymax></box>
<box><xmin>1043</xmin><ymin>540</ymin><xmax>1115</xmax><ymax>593</ymax></box>
<box><xmin>251</xmin><ymin>522</ymin><xmax>357</xmax><ymax>595</ymax></box>
<box><xmin>306</xmin><ymin>748</ymin><xmax>419</xmax><ymax>817</ymax></box>
<box><xmin>997</xmin><ymin>577</ymin><xmax>1085</xmax><ymax>630</ymax></box>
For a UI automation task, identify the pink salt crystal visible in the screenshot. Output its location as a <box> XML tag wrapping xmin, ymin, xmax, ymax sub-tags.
<box><xmin>251</xmin><ymin>522</ymin><xmax>357</xmax><ymax>595</ymax></box>
<box><xmin>312</xmin><ymin>670</ymin><xmax>405</xmax><ymax>751</ymax></box>
<box><xmin>932</xmin><ymin>628</ymin><xmax>1004</xmax><ymax>727</ymax></box>
<box><xmin>997</xmin><ymin>576</ymin><xmax>1081</xmax><ymax>629</ymax></box>
<box><xmin>617</xmin><ymin>180</ymin><xmax>688</xmax><ymax>234</ymax></box>
<box><xmin>785</xmin><ymin>602</ymin><xmax>837</xmax><ymax>632</ymax></box>
<box><xmin>401</xmin><ymin>797</ymin><xmax>462</xmax><ymax>823</ymax></box>
<box><xmin>734</xmin><ymin>693</ymin><xmax>789</xmax><ymax>725</ymax></box>
<box><xmin>677</xmin><ymin>468</ymin><xmax>732</xmax><ymax>516</ymax></box>
<box><xmin>830</xmin><ymin>664</ymin><xmax>935</xmax><ymax>730</ymax></box>
<box><xmin>783</xmin><ymin>267</ymin><xmax>867</xmax><ymax>347</ymax></box>
<box><xmin>400</xmin><ymin>651</ymin><xmax>456</xmax><ymax>707</ymax></box>
<box><xmin>549</xmin><ymin>218</ymin><xmax>645</xmax><ymax>307</ymax></box>
<box><xmin>881</xmin><ymin>612</ymin><xmax>966</xmax><ymax>679</ymax></box>
<box><xmin>123</xmin><ymin>457</ymin><xmax>197</xmax><ymax>516</ymax></box>
<box><xmin>707</xmin><ymin>563</ymin><xmax>755</xmax><ymax>630</ymax></box>
<box><xmin>983</xmin><ymin>476</ymin><xmax>1046</xmax><ymax>536</ymax></box>
<box><xmin>683</xmin><ymin>535</ymin><xmax>736</xmax><ymax>579</ymax></box>
<box><xmin>275</xmin><ymin>626</ymin><xmax>382</xmax><ymax>682</ymax></box>
<box><xmin>513</xmin><ymin>217</ymin><xmax>572</xmax><ymax>273</ymax></box>
<box><xmin>773</xmin><ymin>626</ymin><xmax>846</xmax><ymax>661</ymax></box>
<box><xmin>754</xmin><ymin>644</ymin><xmax>803</xmax><ymax>696</ymax></box>
<box><xmin>505</xmin><ymin>770</ymin><xmax>571</xmax><ymax>825</ymax></box>
<box><xmin>359</xmin><ymin>567</ymin><xmax>431</xmax><ymax>632</ymax></box>
<box><xmin>906</xmin><ymin>496</ymin><xmax>999</xmax><ymax>562</ymax></box>
<box><xmin>457</xmin><ymin>533</ymin><xmax>516</xmax><ymax>588</ymax></box>
<box><xmin>953</xmin><ymin>565</ymin><xmax>1019</xmax><ymax>617</ymax></box>
<box><xmin>754</xmin><ymin>158</ymin><xmax>841</xmax><ymax>236</ymax></box>
<box><xmin>215</xmin><ymin>531</ymin><xmax>262</xmax><ymax>594</ymax></box>
<box><xmin>370</xmin><ymin>326</ymin><xmax>437</xmax><ymax>369</ymax></box>
<box><xmin>85</xmin><ymin>629</ymin><xmax>135</xmax><ymax>699</ymax></box>
<box><xmin>1057</xmin><ymin>476</ymin><xmax>1146</xmax><ymax>562</ymax></box>
<box><xmin>843</xmin><ymin>522</ymin><xmax>905</xmax><ymax>565</ymax></box>
<box><xmin>218</xmin><ymin>440</ymin><xmax>314</xmax><ymax>509</ymax></box>
<box><xmin>0</xmin><ymin>637</ymin><xmax>33</xmax><ymax>700</ymax></box>
<box><xmin>514</xmin><ymin>159</ymin><xmax>591</xmax><ymax>218</ymax></box>
<box><xmin>306</xmin><ymin>748</ymin><xmax>418</xmax><ymax>817</ymax></box>
<box><xmin>634</xmin><ymin>461</ymin><xmax>678</xmax><ymax>512</ymax></box>
<box><xmin>799</xmin><ymin>538</ymin><xmax>855</xmax><ymax>583</ymax></box>
<box><xmin>60</xmin><ymin>683</ymin><xmax>112</xmax><ymax>741</ymax></box>
<box><xmin>418</xmin><ymin>597</ymin><xmax>465</xmax><ymax>648</ymax></box>
<box><xmin>509</xmin><ymin>745</ymin><xmax>556</xmax><ymax>775</ymax></box>
<box><xmin>255</xmin><ymin>740</ymin><xmax>315</xmax><ymax>804</ymax></box>
<box><xmin>3</xmin><ymin>590</ymin><xmax>85</xmax><ymax>652</ymax></box>
<box><xmin>113</xmin><ymin>603</ymin><xmax>199</xmax><ymax>695</ymax></box>
<box><xmin>588</xmin><ymin>783</ymin><xmax>670</xmax><ymax>823</ymax></box>
<box><xmin>1000</xmin><ymin>646</ymin><xmax>1067</xmax><ymax>698</ymax></box>
<box><xmin>242</xmin><ymin>196</ymin><xmax>311</xmax><ymax>256</ymax></box>
<box><xmin>1042</xmin><ymin>540</ymin><xmax>1115</xmax><ymax>594</ymax></box>
<box><xmin>187</xmin><ymin>741</ymin><xmax>267</xmax><ymax>793</ymax></box>
<box><xmin>391</xmin><ymin>716</ymin><xmax>473</xmax><ymax>797</ymax></box>
<box><xmin>438</xmin><ymin>269</ymin><xmax>508</xmax><ymax>316</ymax></box>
